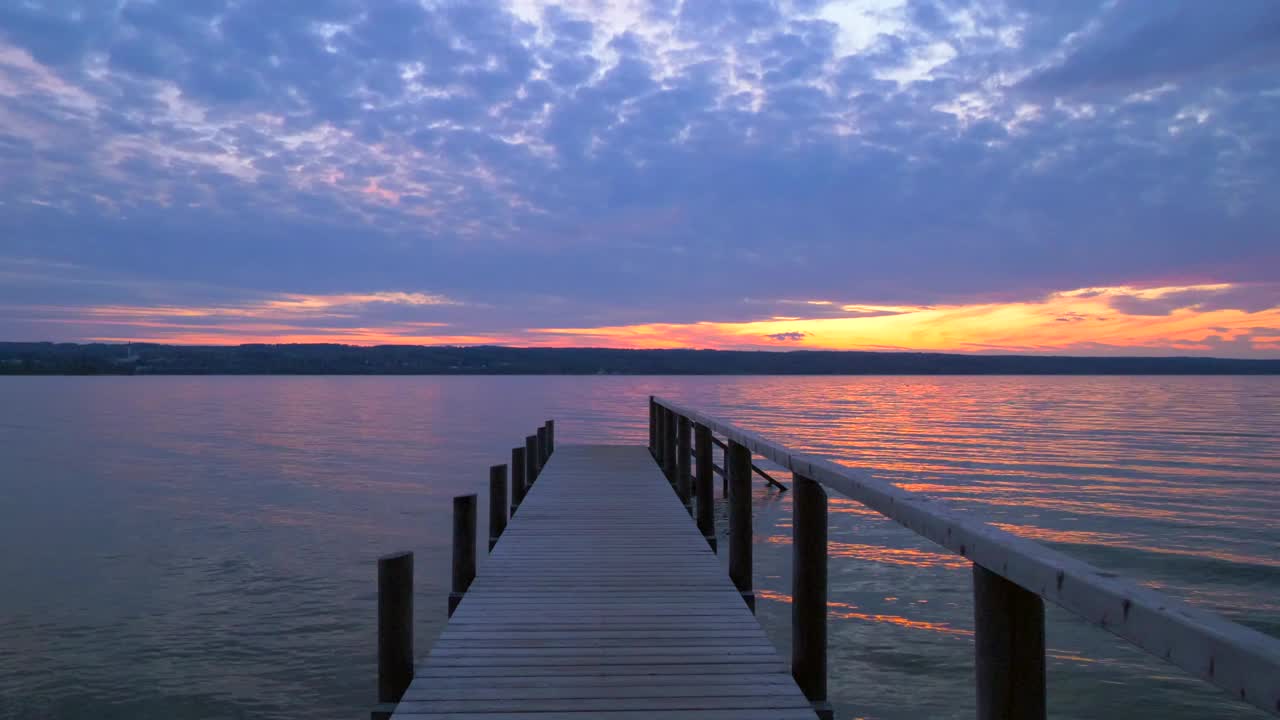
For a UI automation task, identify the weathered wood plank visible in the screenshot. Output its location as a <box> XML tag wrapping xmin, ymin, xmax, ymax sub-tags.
<box><xmin>391</xmin><ymin>444</ymin><xmax>813</xmax><ymax>719</ymax></box>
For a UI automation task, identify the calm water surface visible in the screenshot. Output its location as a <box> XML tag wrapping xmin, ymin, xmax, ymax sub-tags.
<box><xmin>1</xmin><ymin>376</ymin><xmax>1277</xmax><ymax>719</ymax></box>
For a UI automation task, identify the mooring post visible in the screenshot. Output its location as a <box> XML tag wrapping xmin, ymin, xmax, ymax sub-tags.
<box><xmin>510</xmin><ymin>447</ymin><xmax>525</xmax><ymax>517</ymax></box>
<box><xmin>448</xmin><ymin>494</ymin><xmax>476</xmax><ymax>617</ymax></box>
<box><xmin>694</xmin><ymin>423</ymin><xmax>716</xmax><ymax>551</ymax></box>
<box><xmin>662</xmin><ymin>408</ymin><xmax>677</xmax><ymax>485</ymax></box>
<box><xmin>677</xmin><ymin>414</ymin><xmax>692</xmax><ymax>511</ymax></box>
<box><xmin>377</xmin><ymin>551</ymin><xmax>413</xmax><ymax>712</ymax></box>
<box><xmin>488</xmin><ymin>464</ymin><xmax>508</xmax><ymax>552</ymax></box>
<box><xmin>536</xmin><ymin>426</ymin><xmax>548</xmax><ymax>470</ymax></box>
<box><xmin>525</xmin><ymin>435</ymin><xmax>538</xmax><ymax>486</ymax></box>
<box><xmin>974</xmin><ymin>564</ymin><xmax>1047</xmax><ymax>720</ymax></box>
<box><xmin>545</xmin><ymin>419</ymin><xmax>555</xmax><ymax>457</ymax></box>
<box><xmin>792</xmin><ymin>474</ymin><xmax>832</xmax><ymax>719</ymax></box>
<box><xmin>727</xmin><ymin>439</ymin><xmax>755</xmax><ymax>612</ymax></box>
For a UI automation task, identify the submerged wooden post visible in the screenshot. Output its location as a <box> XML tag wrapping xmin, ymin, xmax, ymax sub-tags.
<box><xmin>525</xmin><ymin>435</ymin><xmax>538</xmax><ymax>486</ymax></box>
<box><xmin>974</xmin><ymin>564</ymin><xmax>1046</xmax><ymax>720</ymax></box>
<box><xmin>545</xmin><ymin>419</ymin><xmax>555</xmax><ymax>457</ymax></box>
<box><xmin>448</xmin><ymin>494</ymin><xmax>476</xmax><ymax>617</ymax></box>
<box><xmin>727</xmin><ymin>440</ymin><xmax>754</xmax><ymax>612</ymax></box>
<box><xmin>488</xmin><ymin>464</ymin><xmax>507</xmax><ymax>552</ymax></box>
<box><xmin>677</xmin><ymin>415</ymin><xmax>692</xmax><ymax>511</ymax></box>
<box><xmin>510</xmin><ymin>447</ymin><xmax>525</xmax><ymax>517</ymax></box>
<box><xmin>377</xmin><ymin>551</ymin><xmax>413</xmax><ymax>707</ymax></box>
<box><xmin>792</xmin><ymin>474</ymin><xmax>832</xmax><ymax>719</ymax></box>
<box><xmin>694</xmin><ymin>423</ymin><xmax>716</xmax><ymax>551</ymax></box>
<box><xmin>536</xmin><ymin>426</ymin><xmax>548</xmax><ymax>469</ymax></box>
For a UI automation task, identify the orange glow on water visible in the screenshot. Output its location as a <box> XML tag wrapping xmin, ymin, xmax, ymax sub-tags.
<box><xmin>756</xmin><ymin>589</ymin><xmax>971</xmax><ymax>637</ymax></box>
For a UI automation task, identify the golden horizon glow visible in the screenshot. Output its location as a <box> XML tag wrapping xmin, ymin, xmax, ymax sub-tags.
<box><xmin>12</xmin><ymin>282</ymin><xmax>1278</xmax><ymax>356</ymax></box>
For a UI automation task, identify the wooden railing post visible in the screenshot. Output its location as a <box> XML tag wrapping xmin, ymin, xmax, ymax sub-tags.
<box><xmin>974</xmin><ymin>564</ymin><xmax>1046</xmax><ymax>720</ymax></box>
<box><xmin>792</xmin><ymin>474</ymin><xmax>832</xmax><ymax>719</ymax></box>
<box><xmin>448</xmin><ymin>494</ymin><xmax>476</xmax><ymax>617</ymax></box>
<box><xmin>662</xmin><ymin>408</ymin><xmax>677</xmax><ymax>485</ymax></box>
<box><xmin>545</xmin><ymin>419</ymin><xmax>555</xmax><ymax>457</ymax></box>
<box><xmin>648</xmin><ymin>396</ymin><xmax>657</xmax><ymax>458</ymax></box>
<box><xmin>377</xmin><ymin>551</ymin><xmax>413</xmax><ymax>709</ymax></box>
<box><xmin>536</xmin><ymin>426</ymin><xmax>548</xmax><ymax>469</ymax></box>
<box><xmin>655</xmin><ymin>404</ymin><xmax>667</xmax><ymax>475</ymax></box>
<box><xmin>488</xmin><ymin>464</ymin><xmax>507</xmax><ymax>552</ymax></box>
<box><xmin>676</xmin><ymin>414</ymin><xmax>692</xmax><ymax>512</ymax></box>
<box><xmin>694</xmin><ymin>423</ymin><xmax>716</xmax><ymax>551</ymax></box>
<box><xmin>510</xmin><ymin>447</ymin><xmax>525</xmax><ymax>517</ymax></box>
<box><xmin>525</xmin><ymin>435</ymin><xmax>538</xmax><ymax>486</ymax></box>
<box><xmin>727</xmin><ymin>439</ymin><xmax>755</xmax><ymax>612</ymax></box>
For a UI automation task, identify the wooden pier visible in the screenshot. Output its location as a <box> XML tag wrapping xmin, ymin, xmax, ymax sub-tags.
<box><xmin>391</xmin><ymin>444</ymin><xmax>816</xmax><ymax>718</ymax></box>
<box><xmin>373</xmin><ymin>403</ymin><xmax>1280</xmax><ymax>720</ymax></box>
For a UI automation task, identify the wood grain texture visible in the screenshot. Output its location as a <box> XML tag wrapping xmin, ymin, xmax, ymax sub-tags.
<box><xmin>391</xmin><ymin>444</ymin><xmax>814</xmax><ymax>719</ymax></box>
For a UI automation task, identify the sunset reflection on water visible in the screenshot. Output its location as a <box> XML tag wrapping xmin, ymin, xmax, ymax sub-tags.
<box><xmin>1</xmin><ymin>375</ymin><xmax>1276</xmax><ymax>720</ymax></box>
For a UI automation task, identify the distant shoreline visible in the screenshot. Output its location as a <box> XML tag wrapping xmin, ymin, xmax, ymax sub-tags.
<box><xmin>2</xmin><ymin>342</ymin><xmax>1277</xmax><ymax>375</ymax></box>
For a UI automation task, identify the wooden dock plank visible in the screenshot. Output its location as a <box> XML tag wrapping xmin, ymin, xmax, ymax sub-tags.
<box><xmin>391</xmin><ymin>444</ymin><xmax>815</xmax><ymax>719</ymax></box>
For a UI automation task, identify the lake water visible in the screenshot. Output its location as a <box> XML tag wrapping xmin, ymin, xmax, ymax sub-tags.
<box><xmin>0</xmin><ymin>376</ymin><xmax>1277</xmax><ymax>719</ymax></box>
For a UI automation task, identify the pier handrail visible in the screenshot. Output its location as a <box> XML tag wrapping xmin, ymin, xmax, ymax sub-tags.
<box><xmin>653</xmin><ymin>395</ymin><xmax>1280</xmax><ymax>718</ymax></box>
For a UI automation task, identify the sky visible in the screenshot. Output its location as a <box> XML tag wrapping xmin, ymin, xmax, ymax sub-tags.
<box><xmin>0</xmin><ymin>0</ymin><xmax>1278</xmax><ymax>356</ymax></box>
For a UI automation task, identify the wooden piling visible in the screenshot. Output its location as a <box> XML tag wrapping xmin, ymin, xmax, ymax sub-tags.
<box><xmin>694</xmin><ymin>422</ymin><xmax>716</xmax><ymax>551</ymax></box>
<box><xmin>677</xmin><ymin>415</ymin><xmax>692</xmax><ymax>511</ymax></box>
<box><xmin>525</xmin><ymin>435</ymin><xmax>538</xmax><ymax>486</ymax></box>
<box><xmin>536</xmin><ymin>426</ymin><xmax>548</xmax><ymax>469</ymax></box>
<box><xmin>510</xmin><ymin>447</ymin><xmax>525</xmax><ymax>517</ymax></box>
<box><xmin>488</xmin><ymin>464</ymin><xmax>508</xmax><ymax>552</ymax></box>
<box><xmin>545</xmin><ymin>419</ymin><xmax>555</xmax><ymax>457</ymax></box>
<box><xmin>727</xmin><ymin>439</ymin><xmax>755</xmax><ymax>612</ymax></box>
<box><xmin>974</xmin><ymin>563</ymin><xmax>1046</xmax><ymax>720</ymax></box>
<box><xmin>792</xmin><ymin>474</ymin><xmax>832</xmax><ymax>719</ymax></box>
<box><xmin>448</xmin><ymin>494</ymin><xmax>476</xmax><ymax>617</ymax></box>
<box><xmin>377</xmin><ymin>551</ymin><xmax>413</xmax><ymax>706</ymax></box>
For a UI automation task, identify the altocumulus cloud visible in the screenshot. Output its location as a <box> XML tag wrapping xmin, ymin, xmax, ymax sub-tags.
<box><xmin>0</xmin><ymin>0</ymin><xmax>1277</xmax><ymax>354</ymax></box>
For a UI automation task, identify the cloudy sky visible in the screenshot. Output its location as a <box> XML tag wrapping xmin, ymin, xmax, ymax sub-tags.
<box><xmin>1</xmin><ymin>0</ymin><xmax>1278</xmax><ymax>355</ymax></box>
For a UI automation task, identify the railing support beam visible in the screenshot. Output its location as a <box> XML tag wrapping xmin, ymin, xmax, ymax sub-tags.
<box><xmin>648</xmin><ymin>396</ymin><xmax>657</xmax><ymax>458</ymax></box>
<box><xmin>727</xmin><ymin>439</ymin><xmax>754</xmax><ymax>612</ymax></box>
<box><xmin>677</xmin><ymin>415</ymin><xmax>692</xmax><ymax>512</ymax></box>
<box><xmin>694</xmin><ymin>422</ymin><xmax>716</xmax><ymax>551</ymax></box>
<box><xmin>974</xmin><ymin>563</ymin><xmax>1046</xmax><ymax>720</ymax></box>
<box><xmin>662</xmin><ymin>408</ymin><xmax>677</xmax><ymax>485</ymax></box>
<box><xmin>792</xmin><ymin>474</ymin><xmax>831</xmax><ymax>719</ymax></box>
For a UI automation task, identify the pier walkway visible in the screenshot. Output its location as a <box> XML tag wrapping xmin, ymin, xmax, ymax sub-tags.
<box><xmin>372</xmin><ymin>401</ymin><xmax>1280</xmax><ymax>720</ymax></box>
<box><xmin>390</xmin><ymin>444</ymin><xmax>816</xmax><ymax>719</ymax></box>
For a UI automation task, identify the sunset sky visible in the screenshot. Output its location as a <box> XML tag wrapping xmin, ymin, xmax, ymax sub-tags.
<box><xmin>1</xmin><ymin>1</ymin><xmax>1277</xmax><ymax>356</ymax></box>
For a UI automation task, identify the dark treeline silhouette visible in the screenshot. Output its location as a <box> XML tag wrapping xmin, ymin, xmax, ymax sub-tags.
<box><xmin>2</xmin><ymin>342</ymin><xmax>1277</xmax><ymax>375</ymax></box>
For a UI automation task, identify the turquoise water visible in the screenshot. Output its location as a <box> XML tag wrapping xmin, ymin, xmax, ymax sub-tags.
<box><xmin>0</xmin><ymin>376</ymin><xmax>1277</xmax><ymax>719</ymax></box>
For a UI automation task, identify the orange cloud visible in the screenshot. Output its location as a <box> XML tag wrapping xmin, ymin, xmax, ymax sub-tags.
<box><xmin>530</xmin><ymin>283</ymin><xmax>1280</xmax><ymax>355</ymax></box>
<box><xmin>14</xmin><ymin>282</ymin><xmax>1280</xmax><ymax>354</ymax></box>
